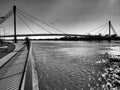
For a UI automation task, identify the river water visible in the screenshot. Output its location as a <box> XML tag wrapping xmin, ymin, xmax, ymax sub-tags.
<box><xmin>32</xmin><ymin>41</ymin><xmax>120</xmax><ymax>90</ymax></box>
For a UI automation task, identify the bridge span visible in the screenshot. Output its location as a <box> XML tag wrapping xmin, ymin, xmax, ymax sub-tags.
<box><xmin>0</xmin><ymin>6</ymin><xmax>119</xmax><ymax>42</ymax></box>
<box><xmin>0</xmin><ymin>34</ymin><xmax>85</xmax><ymax>37</ymax></box>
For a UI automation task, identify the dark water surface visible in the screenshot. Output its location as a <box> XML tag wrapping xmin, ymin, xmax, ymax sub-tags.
<box><xmin>32</xmin><ymin>41</ymin><xmax>120</xmax><ymax>90</ymax></box>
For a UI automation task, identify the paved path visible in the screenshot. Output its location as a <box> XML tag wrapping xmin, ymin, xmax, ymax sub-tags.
<box><xmin>0</xmin><ymin>44</ymin><xmax>24</xmax><ymax>67</ymax></box>
<box><xmin>0</xmin><ymin>44</ymin><xmax>28</xmax><ymax>90</ymax></box>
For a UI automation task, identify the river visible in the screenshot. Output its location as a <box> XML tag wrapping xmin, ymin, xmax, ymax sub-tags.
<box><xmin>32</xmin><ymin>41</ymin><xmax>120</xmax><ymax>90</ymax></box>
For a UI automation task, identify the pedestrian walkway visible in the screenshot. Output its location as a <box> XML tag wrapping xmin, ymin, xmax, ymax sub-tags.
<box><xmin>0</xmin><ymin>44</ymin><xmax>28</xmax><ymax>90</ymax></box>
<box><xmin>0</xmin><ymin>44</ymin><xmax>24</xmax><ymax>68</ymax></box>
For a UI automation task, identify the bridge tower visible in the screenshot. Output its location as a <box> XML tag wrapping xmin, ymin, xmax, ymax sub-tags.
<box><xmin>108</xmin><ymin>20</ymin><xmax>112</xmax><ymax>41</ymax></box>
<box><xmin>13</xmin><ymin>5</ymin><xmax>17</xmax><ymax>43</ymax></box>
<box><xmin>109</xmin><ymin>21</ymin><xmax>111</xmax><ymax>38</ymax></box>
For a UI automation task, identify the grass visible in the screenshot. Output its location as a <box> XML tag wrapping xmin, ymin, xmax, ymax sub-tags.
<box><xmin>0</xmin><ymin>42</ymin><xmax>15</xmax><ymax>59</ymax></box>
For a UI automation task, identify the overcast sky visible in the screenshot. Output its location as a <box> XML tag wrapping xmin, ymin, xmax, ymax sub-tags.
<box><xmin>0</xmin><ymin>0</ymin><xmax>120</xmax><ymax>36</ymax></box>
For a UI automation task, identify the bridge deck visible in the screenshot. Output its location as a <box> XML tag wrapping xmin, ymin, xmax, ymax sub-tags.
<box><xmin>0</xmin><ymin>34</ymin><xmax>85</xmax><ymax>37</ymax></box>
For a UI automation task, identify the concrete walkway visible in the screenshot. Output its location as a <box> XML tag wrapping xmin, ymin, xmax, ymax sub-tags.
<box><xmin>0</xmin><ymin>43</ymin><xmax>28</xmax><ymax>90</ymax></box>
<box><xmin>0</xmin><ymin>44</ymin><xmax>25</xmax><ymax>68</ymax></box>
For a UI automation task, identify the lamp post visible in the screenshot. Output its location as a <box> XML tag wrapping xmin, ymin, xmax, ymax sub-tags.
<box><xmin>3</xmin><ymin>27</ymin><xmax>5</xmax><ymax>38</ymax></box>
<box><xmin>0</xmin><ymin>27</ymin><xmax>5</xmax><ymax>39</ymax></box>
<box><xmin>0</xmin><ymin>16</ymin><xmax>5</xmax><ymax>39</ymax></box>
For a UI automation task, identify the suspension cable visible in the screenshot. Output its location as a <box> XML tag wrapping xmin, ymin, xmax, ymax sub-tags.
<box><xmin>17</xmin><ymin>11</ymin><xmax>52</xmax><ymax>34</ymax></box>
<box><xmin>85</xmin><ymin>23</ymin><xmax>108</xmax><ymax>35</ymax></box>
<box><xmin>95</xmin><ymin>24</ymin><xmax>107</xmax><ymax>35</ymax></box>
<box><xmin>103</xmin><ymin>27</ymin><xmax>108</xmax><ymax>35</ymax></box>
<box><xmin>17</xmin><ymin>9</ymin><xmax>66</xmax><ymax>34</ymax></box>
<box><xmin>17</xmin><ymin>13</ymin><xmax>36</xmax><ymax>34</ymax></box>
<box><xmin>111</xmin><ymin>24</ymin><xmax>118</xmax><ymax>35</ymax></box>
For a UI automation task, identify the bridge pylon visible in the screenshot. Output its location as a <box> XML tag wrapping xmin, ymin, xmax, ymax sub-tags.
<box><xmin>13</xmin><ymin>5</ymin><xmax>17</xmax><ymax>43</ymax></box>
<box><xmin>109</xmin><ymin>21</ymin><xmax>111</xmax><ymax>38</ymax></box>
<box><xmin>109</xmin><ymin>20</ymin><xmax>111</xmax><ymax>41</ymax></box>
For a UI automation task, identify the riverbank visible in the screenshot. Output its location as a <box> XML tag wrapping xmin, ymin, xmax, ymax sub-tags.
<box><xmin>0</xmin><ymin>42</ymin><xmax>15</xmax><ymax>59</ymax></box>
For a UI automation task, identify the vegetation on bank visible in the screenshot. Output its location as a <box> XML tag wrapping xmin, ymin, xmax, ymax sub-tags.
<box><xmin>59</xmin><ymin>34</ymin><xmax>120</xmax><ymax>41</ymax></box>
<box><xmin>0</xmin><ymin>40</ymin><xmax>15</xmax><ymax>59</ymax></box>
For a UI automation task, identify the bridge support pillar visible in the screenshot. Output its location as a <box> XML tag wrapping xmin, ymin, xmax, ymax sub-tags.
<box><xmin>13</xmin><ymin>5</ymin><xmax>17</xmax><ymax>43</ymax></box>
<box><xmin>109</xmin><ymin>21</ymin><xmax>111</xmax><ymax>42</ymax></box>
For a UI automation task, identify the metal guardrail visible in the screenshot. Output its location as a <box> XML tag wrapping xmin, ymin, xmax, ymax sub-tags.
<box><xmin>0</xmin><ymin>45</ymin><xmax>27</xmax><ymax>90</ymax></box>
<box><xmin>0</xmin><ymin>43</ymin><xmax>38</xmax><ymax>90</ymax></box>
<box><xmin>0</xmin><ymin>43</ymin><xmax>37</xmax><ymax>90</ymax></box>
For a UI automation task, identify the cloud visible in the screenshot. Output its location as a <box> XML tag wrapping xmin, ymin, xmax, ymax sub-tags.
<box><xmin>1</xmin><ymin>0</ymin><xmax>120</xmax><ymax>34</ymax></box>
<box><xmin>44</xmin><ymin>0</ymin><xmax>106</xmax><ymax>25</ymax></box>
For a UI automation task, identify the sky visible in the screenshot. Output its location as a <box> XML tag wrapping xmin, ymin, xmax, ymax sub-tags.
<box><xmin>0</xmin><ymin>0</ymin><xmax>120</xmax><ymax>38</ymax></box>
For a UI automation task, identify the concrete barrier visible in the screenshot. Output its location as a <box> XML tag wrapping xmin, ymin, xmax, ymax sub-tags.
<box><xmin>21</xmin><ymin>43</ymin><xmax>39</xmax><ymax>90</ymax></box>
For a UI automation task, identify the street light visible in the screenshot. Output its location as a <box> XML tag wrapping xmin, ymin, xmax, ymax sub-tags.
<box><xmin>0</xmin><ymin>27</ymin><xmax>5</xmax><ymax>39</ymax></box>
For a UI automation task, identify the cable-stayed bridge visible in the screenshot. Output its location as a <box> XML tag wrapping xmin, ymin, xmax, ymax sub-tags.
<box><xmin>0</xmin><ymin>6</ymin><xmax>119</xmax><ymax>42</ymax></box>
<box><xmin>0</xmin><ymin>34</ymin><xmax>85</xmax><ymax>37</ymax></box>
